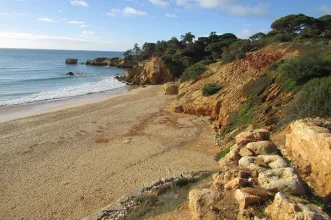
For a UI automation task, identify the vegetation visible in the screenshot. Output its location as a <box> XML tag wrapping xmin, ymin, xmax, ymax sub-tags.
<box><xmin>180</xmin><ymin>62</ymin><xmax>207</xmax><ymax>82</ymax></box>
<box><xmin>217</xmin><ymin>148</ymin><xmax>230</xmax><ymax>160</ymax></box>
<box><xmin>202</xmin><ymin>83</ymin><xmax>221</xmax><ymax>96</ymax></box>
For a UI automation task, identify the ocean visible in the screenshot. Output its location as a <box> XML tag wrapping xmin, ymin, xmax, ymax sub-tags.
<box><xmin>0</xmin><ymin>48</ymin><xmax>126</xmax><ymax>107</ymax></box>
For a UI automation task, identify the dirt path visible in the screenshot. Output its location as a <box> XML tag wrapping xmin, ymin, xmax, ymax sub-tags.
<box><xmin>0</xmin><ymin>86</ymin><xmax>218</xmax><ymax>220</ymax></box>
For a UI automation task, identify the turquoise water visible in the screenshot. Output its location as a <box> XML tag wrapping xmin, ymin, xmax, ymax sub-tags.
<box><xmin>0</xmin><ymin>48</ymin><xmax>126</xmax><ymax>107</ymax></box>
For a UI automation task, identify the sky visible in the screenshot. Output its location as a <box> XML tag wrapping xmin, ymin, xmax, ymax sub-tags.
<box><xmin>0</xmin><ymin>0</ymin><xmax>330</xmax><ymax>51</ymax></box>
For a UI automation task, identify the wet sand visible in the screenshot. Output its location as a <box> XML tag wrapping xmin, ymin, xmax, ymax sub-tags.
<box><xmin>0</xmin><ymin>85</ymin><xmax>218</xmax><ymax>220</ymax></box>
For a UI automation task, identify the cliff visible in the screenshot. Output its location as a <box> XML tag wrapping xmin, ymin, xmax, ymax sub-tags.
<box><xmin>124</xmin><ymin>57</ymin><xmax>174</xmax><ymax>85</ymax></box>
<box><xmin>86</xmin><ymin>57</ymin><xmax>136</xmax><ymax>68</ymax></box>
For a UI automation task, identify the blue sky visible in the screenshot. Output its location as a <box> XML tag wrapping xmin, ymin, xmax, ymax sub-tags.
<box><xmin>0</xmin><ymin>0</ymin><xmax>330</xmax><ymax>51</ymax></box>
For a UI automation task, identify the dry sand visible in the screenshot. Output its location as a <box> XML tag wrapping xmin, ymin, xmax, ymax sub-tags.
<box><xmin>0</xmin><ymin>85</ymin><xmax>219</xmax><ymax>220</ymax></box>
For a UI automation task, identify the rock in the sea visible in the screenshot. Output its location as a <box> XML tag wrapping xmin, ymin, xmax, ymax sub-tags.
<box><xmin>65</xmin><ymin>58</ymin><xmax>78</xmax><ymax>64</ymax></box>
<box><xmin>246</xmin><ymin>141</ymin><xmax>278</xmax><ymax>155</ymax></box>
<box><xmin>258</xmin><ymin>167</ymin><xmax>305</xmax><ymax>195</ymax></box>
<box><xmin>189</xmin><ymin>188</ymin><xmax>221</xmax><ymax>220</ymax></box>
<box><xmin>66</xmin><ymin>72</ymin><xmax>75</xmax><ymax>76</ymax></box>
<box><xmin>265</xmin><ymin>192</ymin><xmax>331</xmax><ymax>220</ymax></box>
<box><xmin>162</xmin><ymin>82</ymin><xmax>179</xmax><ymax>95</ymax></box>
<box><xmin>235</xmin><ymin>129</ymin><xmax>270</xmax><ymax>146</ymax></box>
<box><xmin>284</xmin><ymin>118</ymin><xmax>331</xmax><ymax>199</ymax></box>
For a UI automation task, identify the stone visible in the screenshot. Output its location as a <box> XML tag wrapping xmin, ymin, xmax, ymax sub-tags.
<box><xmin>235</xmin><ymin>129</ymin><xmax>270</xmax><ymax>146</ymax></box>
<box><xmin>241</xmin><ymin>187</ymin><xmax>270</xmax><ymax>199</ymax></box>
<box><xmin>234</xmin><ymin>189</ymin><xmax>263</xmax><ymax>209</ymax></box>
<box><xmin>265</xmin><ymin>192</ymin><xmax>331</xmax><ymax>220</ymax></box>
<box><xmin>224</xmin><ymin>178</ymin><xmax>246</xmax><ymax>190</ymax></box>
<box><xmin>162</xmin><ymin>82</ymin><xmax>179</xmax><ymax>95</ymax></box>
<box><xmin>284</xmin><ymin>118</ymin><xmax>331</xmax><ymax>198</ymax></box>
<box><xmin>212</xmin><ymin>167</ymin><xmax>247</xmax><ymax>189</ymax></box>
<box><xmin>218</xmin><ymin>144</ymin><xmax>241</xmax><ymax>167</ymax></box>
<box><xmin>246</xmin><ymin>141</ymin><xmax>278</xmax><ymax>155</ymax></box>
<box><xmin>66</xmin><ymin>72</ymin><xmax>75</xmax><ymax>76</ymax></box>
<box><xmin>189</xmin><ymin>188</ymin><xmax>221</xmax><ymax>220</ymax></box>
<box><xmin>238</xmin><ymin>156</ymin><xmax>262</xmax><ymax>171</ymax></box>
<box><xmin>256</xmin><ymin>155</ymin><xmax>288</xmax><ymax>169</ymax></box>
<box><xmin>239</xmin><ymin>147</ymin><xmax>254</xmax><ymax>157</ymax></box>
<box><xmin>258</xmin><ymin>167</ymin><xmax>305</xmax><ymax>196</ymax></box>
<box><xmin>65</xmin><ymin>58</ymin><xmax>78</xmax><ymax>64</ymax></box>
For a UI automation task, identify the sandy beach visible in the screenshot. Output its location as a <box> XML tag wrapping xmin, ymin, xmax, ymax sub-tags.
<box><xmin>0</xmin><ymin>86</ymin><xmax>218</xmax><ymax>220</ymax></box>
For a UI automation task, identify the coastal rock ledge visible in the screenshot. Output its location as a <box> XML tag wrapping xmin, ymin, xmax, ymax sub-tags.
<box><xmin>65</xmin><ymin>58</ymin><xmax>78</xmax><ymax>64</ymax></box>
<box><xmin>86</xmin><ymin>57</ymin><xmax>136</xmax><ymax>68</ymax></box>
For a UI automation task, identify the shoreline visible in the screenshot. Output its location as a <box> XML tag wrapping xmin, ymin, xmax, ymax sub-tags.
<box><xmin>0</xmin><ymin>86</ymin><xmax>131</xmax><ymax>123</ymax></box>
<box><xmin>0</xmin><ymin>85</ymin><xmax>219</xmax><ymax>220</ymax></box>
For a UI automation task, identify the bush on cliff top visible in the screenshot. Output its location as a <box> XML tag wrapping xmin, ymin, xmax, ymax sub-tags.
<box><xmin>202</xmin><ymin>83</ymin><xmax>221</xmax><ymax>96</ymax></box>
<box><xmin>277</xmin><ymin>52</ymin><xmax>331</xmax><ymax>92</ymax></box>
<box><xmin>180</xmin><ymin>63</ymin><xmax>207</xmax><ymax>82</ymax></box>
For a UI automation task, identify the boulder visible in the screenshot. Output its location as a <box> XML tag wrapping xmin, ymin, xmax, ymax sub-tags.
<box><xmin>234</xmin><ymin>189</ymin><xmax>263</xmax><ymax>209</ymax></box>
<box><xmin>224</xmin><ymin>178</ymin><xmax>246</xmax><ymax>190</ymax></box>
<box><xmin>284</xmin><ymin>118</ymin><xmax>331</xmax><ymax>198</ymax></box>
<box><xmin>258</xmin><ymin>167</ymin><xmax>305</xmax><ymax>195</ymax></box>
<box><xmin>162</xmin><ymin>82</ymin><xmax>179</xmax><ymax>95</ymax></box>
<box><xmin>256</xmin><ymin>155</ymin><xmax>288</xmax><ymax>169</ymax></box>
<box><xmin>139</xmin><ymin>57</ymin><xmax>173</xmax><ymax>84</ymax></box>
<box><xmin>238</xmin><ymin>156</ymin><xmax>263</xmax><ymax>171</ymax></box>
<box><xmin>246</xmin><ymin>141</ymin><xmax>278</xmax><ymax>155</ymax></box>
<box><xmin>212</xmin><ymin>167</ymin><xmax>249</xmax><ymax>189</ymax></box>
<box><xmin>65</xmin><ymin>58</ymin><xmax>78</xmax><ymax>64</ymax></box>
<box><xmin>265</xmin><ymin>192</ymin><xmax>331</xmax><ymax>220</ymax></box>
<box><xmin>241</xmin><ymin>187</ymin><xmax>270</xmax><ymax>199</ymax></box>
<box><xmin>218</xmin><ymin>144</ymin><xmax>241</xmax><ymax>167</ymax></box>
<box><xmin>235</xmin><ymin>129</ymin><xmax>270</xmax><ymax>146</ymax></box>
<box><xmin>239</xmin><ymin>147</ymin><xmax>254</xmax><ymax>157</ymax></box>
<box><xmin>189</xmin><ymin>188</ymin><xmax>221</xmax><ymax>220</ymax></box>
<box><xmin>86</xmin><ymin>57</ymin><xmax>109</xmax><ymax>66</ymax></box>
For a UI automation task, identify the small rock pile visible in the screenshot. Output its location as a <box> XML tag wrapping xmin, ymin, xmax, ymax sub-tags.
<box><xmin>83</xmin><ymin>171</ymin><xmax>209</xmax><ymax>220</ymax></box>
<box><xmin>188</xmin><ymin>129</ymin><xmax>331</xmax><ymax>219</ymax></box>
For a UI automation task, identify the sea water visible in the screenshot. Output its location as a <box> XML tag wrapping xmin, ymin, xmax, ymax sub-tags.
<box><xmin>0</xmin><ymin>48</ymin><xmax>126</xmax><ymax>107</ymax></box>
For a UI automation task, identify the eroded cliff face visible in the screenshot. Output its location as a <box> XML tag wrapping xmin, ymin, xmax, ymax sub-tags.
<box><xmin>173</xmin><ymin>44</ymin><xmax>300</xmax><ymax>128</ymax></box>
<box><xmin>125</xmin><ymin>57</ymin><xmax>173</xmax><ymax>85</ymax></box>
<box><xmin>283</xmin><ymin>118</ymin><xmax>331</xmax><ymax>200</ymax></box>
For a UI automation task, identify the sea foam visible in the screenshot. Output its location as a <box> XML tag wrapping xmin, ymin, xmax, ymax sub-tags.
<box><xmin>0</xmin><ymin>77</ymin><xmax>125</xmax><ymax>107</ymax></box>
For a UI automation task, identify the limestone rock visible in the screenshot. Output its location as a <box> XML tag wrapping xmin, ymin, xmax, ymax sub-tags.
<box><xmin>139</xmin><ymin>57</ymin><xmax>173</xmax><ymax>84</ymax></box>
<box><xmin>234</xmin><ymin>189</ymin><xmax>263</xmax><ymax>209</ymax></box>
<box><xmin>239</xmin><ymin>147</ymin><xmax>254</xmax><ymax>157</ymax></box>
<box><xmin>241</xmin><ymin>187</ymin><xmax>270</xmax><ymax>199</ymax></box>
<box><xmin>238</xmin><ymin>156</ymin><xmax>262</xmax><ymax>171</ymax></box>
<box><xmin>218</xmin><ymin>144</ymin><xmax>241</xmax><ymax>167</ymax></box>
<box><xmin>224</xmin><ymin>178</ymin><xmax>246</xmax><ymax>190</ymax></box>
<box><xmin>265</xmin><ymin>192</ymin><xmax>331</xmax><ymax>220</ymax></box>
<box><xmin>284</xmin><ymin>118</ymin><xmax>331</xmax><ymax>198</ymax></box>
<box><xmin>236</xmin><ymin>129</ymin><xmax>270</xmax><ymax>146</ymax></box>
<box><xmin>65</xmin><ymin>58</ymin><xmax>78</xmax><ymax>64</ymax></box>
<box><xmin>258</xmin><ymin>167</ymin><xmax>305</xmax><ymax>195</ymax></box>
<box><xmin>246</xmin><ymin>141</ymin><xmax>278</xmax><ymax>155</ymax></box>
<box><xmin>256</xmin><ymin>155</ymin><xmax>288</xmax><ymax>169</ymax></box>
<box><xmin>189</xmin><ymin>188</ymin><xmax>221</xmax><ymax>220</ymax></box>
<box><xmin>162</xmin><ymin>82</ymin><xmax>179</xmax><ymax>95</ymax></box>
<box><xmin>212</xmin><ymin>167</ymin><xmax>248</xmax><ymax>189</ymax></box>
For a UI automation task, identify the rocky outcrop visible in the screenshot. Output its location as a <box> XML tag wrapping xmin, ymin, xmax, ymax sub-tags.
<box><xmin>265</xmin><ymin>193</ymin><xmax>331</xmax><ymax>219</ymax></box>
<box><xmin>124</xmin><ymin>57</ymin><xmax>174</xmax><ymax>85</ymax></box>
<box><xmin>173</xmin><ymin>44</ymin><xmax>300</xmax><ymax>124</ymax></box>
<box><xmin>162</xmin><ymin>82</ymin><xmax>179</xmax><ymax>95</ymax></box>
<box><xmin>86</xmin><ymin>57</ymin><xmax>136</xmax><ymax>68</ymax></box>
<box><xmin>283</xmin><ymin>118</ymin><xmax>331</xmax><ymax>199</ymax></box>
<box><xmin>65</xmin><ymin>58</ymin><xmax>78</xmax><ymax>64</ymax></box>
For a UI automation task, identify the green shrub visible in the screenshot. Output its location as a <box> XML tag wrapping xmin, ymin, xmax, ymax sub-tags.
<box><xmin>277</xmin><ymin>52</ymin><xmax>331</xmax><ymax>91</ymax></box>
<box><xmin>180</xmin><ymin>63</ymin><xmax>207</xmax><ymax>82</ymax></box>
<box><xmin>217</xmin><ymin>148</ymin><xmax>230</xmax><ymax>160</ymax></box>
<box><xmin>202</xmin><ymin>83</ymin><xmax>221</xmax><ymax>96</ymax></box>
<box><xmin>243</xmin><ymin>75</ymin><xmax>273</xmax><ymax>98</ymax></box>
<box><xmin>290</xmin><ymin>77</ymin><xmax>331</xmax><ymax>118</ymax></box>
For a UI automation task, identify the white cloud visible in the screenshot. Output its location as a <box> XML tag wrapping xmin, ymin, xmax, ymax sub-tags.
<box><xmin>0</xmin><ymin>32</ymin><xmax>116</xmax><ymax>51</ymax></box>
<box><xmin>123</xmin><ymin>7</ymin><xmax>147</xmax><ymax>16</ymax></box>
<box><xmin>67</xmin><ymin>20</ymin><xmax>85</xmax><ymax>24</ymax></box>
<box><xmin>0</xmin><ymin>12</ymin><xmax>10</xmax><ymax>16</ymax></box>
<box><xmin>107</xmin><ymin>8</ymin><xmax>121</xmax><ymax>16</ymax></box>
<box><xmin>318</xmin><ymin>4</ymin><xmax>331</xmax><ymax>14</ymax></box>
<box><xmin>70</xmin><ymin>0</ymin><xmax>88</xmax><ymax>7</ymax></box>
<box><xmin>82</xmin><ymin>30</ymin><xmax>94</xmax><ymax>36</ymax></box>
<box><xmin>229</xmin><ymin>3</ymin><xmax>269</xmax><ymax>16</ymax></box>
<box><xmin>165</xmin><ymin>13</ymin><xmax>177</xmax><ymax>18</ymax></box>
<box><xmin>38</xmin><ymin>18</ymin><xmax>55</xmax><ymax>23</ymax></box>
<box><xmin>80</xmin><ymin>24</ymin><xmax>88</xmax><ymax>28</ymax></box>
<box><xmin>176</xmin><ymin>0</ymin><xmax>190</xmax><ymax>6</ymax></box>
<box><xmin>149</xmin><ymin>0</ymin><xmax>169</xmax><ymax>7</ymax></box>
